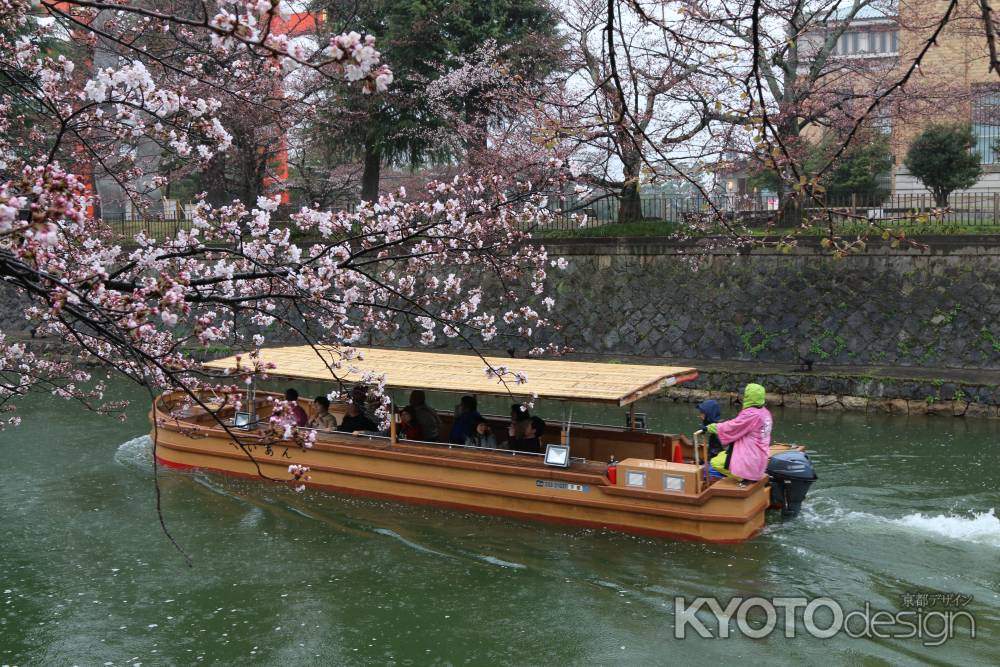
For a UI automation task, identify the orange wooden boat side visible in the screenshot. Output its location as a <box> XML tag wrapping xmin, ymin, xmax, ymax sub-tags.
<box><xmin>150</xmin><ymin>390</ymin><xmax>779</xmax><ymax>543</ymax></box>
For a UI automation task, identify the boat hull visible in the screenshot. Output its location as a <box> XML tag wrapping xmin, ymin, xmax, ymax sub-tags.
<box><xmin>152</xmin><ymin>414</ymin><xmax>769</xmax><ymax>543</ymax></box>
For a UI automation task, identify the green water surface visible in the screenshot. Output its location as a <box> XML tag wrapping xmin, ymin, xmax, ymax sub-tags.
<box><xmin>1</xmin><ymin>383</ymin><xmax>999</xmax><ymax>666</ymax></box>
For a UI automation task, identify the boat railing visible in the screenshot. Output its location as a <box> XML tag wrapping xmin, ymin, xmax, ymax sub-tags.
<box><xmin>304</xmin><ymin>426</ymin><xmax>587</xmax><ymax>464</ymax></box>
<box><xmin>476</xmin><ymin>412</ymin><xmax>660</xmax><ymax>436</ymax></box>
<box><xmin>403</xmin><ymin>437</ymin><xmax>588</xmax><ymax>464</ymax></box>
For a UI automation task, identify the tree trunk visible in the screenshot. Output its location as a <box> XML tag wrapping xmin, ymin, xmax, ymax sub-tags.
<box><xmin>361</xmin><ymin>142</ymin><xmax>381</xmax><ymax>203</ymax></box>
<box><xmin>473</xmin><ymin>118</ymin><xmax>489</xmax><ymax>153</ymax></box>
<box><xmin>934</xmin><ymin>190</ymin><xmax>949</xmax><ymax>208</ymax></box>
<box><xmin>617</xmin><ymin>154</ymin><xmax>642</xmax><ymax>223</ymax></box>
<box><xmin>242</xmin><ymin>147</ymin><xmax>264</xmax><ymax>206</ymax></box>
<box><xmin>778</xmin><ymin>194</ymin><xmax>802</xmax><ymax>227</ymax></box>
<box><xmin>618</xmin><ymin>180</ymin><xmax>642</xmax><ymax>223</ymax></box>
<box><xmin>203</xmin><ymin>154</ymin><xmax>228</xmax><ymax>207</ymax></box>
<box><xmin>465</xmin><ymin>92</ymin><xmax>489</xmax><ymax>153</ymax></box>
<box><xmin>775</xmin><ymin>111</ymin><xmax>802</xmax><ymax>227</ymax></box>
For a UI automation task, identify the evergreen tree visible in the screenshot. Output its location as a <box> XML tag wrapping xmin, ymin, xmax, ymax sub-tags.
<box><xmin>308</xmin><ymin>0</ymin><xmax>560</xmax><ymax>201</ymax></box>
<box><xmin>904</xmin><ymin>124</ymin><xmax>982</xmax><ymax>207</ymax></box>
<box><xmin>815</xmin><ymin>132</ymin><xmax>893</xmax><ymax>200</ymax></box>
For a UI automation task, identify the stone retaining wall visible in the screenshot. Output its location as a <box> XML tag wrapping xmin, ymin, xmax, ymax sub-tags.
<box><xmin>661</xmin><ymin>370</ymin><xmax>1000</xmax><ymax>418</ymax></box>
<box><xmin>528</xmin><ymin>236</ymin><xmax>1000</xmax><ymax>370</ymax></box>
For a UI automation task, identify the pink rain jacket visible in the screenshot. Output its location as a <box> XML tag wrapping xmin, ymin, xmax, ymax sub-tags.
<box><xmin>715</xmin><ymin>406</ymin><xmax>773</xmax><ymax>481</ymax></box>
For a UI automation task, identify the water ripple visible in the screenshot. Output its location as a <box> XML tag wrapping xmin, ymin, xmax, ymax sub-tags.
<box><xmin>372</xmin><ymin>527</ymin><xmax>453</xmax><ymax>558</ymax></box>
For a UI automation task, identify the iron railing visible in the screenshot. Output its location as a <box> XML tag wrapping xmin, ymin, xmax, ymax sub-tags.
<box><xmin>101</xmin><ymin>191</ymin><xmax>1000</xmax><ymax>241</ymax></box>
<box><xmin>539</xmin><ymin>192</ymin><xmax>1000</xmax><ymax>232</ymax></box>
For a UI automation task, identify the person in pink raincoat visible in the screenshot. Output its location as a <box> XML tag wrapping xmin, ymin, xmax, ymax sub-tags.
<box><xmin>706</xmin><ymin>383</ymin><xmax>772</xmax><ymax>482</ymax></box>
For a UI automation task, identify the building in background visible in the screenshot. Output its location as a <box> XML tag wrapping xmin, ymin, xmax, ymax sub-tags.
<box><xmin>806</xmin><ymin>0</ymin><xmax>1000</xmax><ymax>195</ymax></box>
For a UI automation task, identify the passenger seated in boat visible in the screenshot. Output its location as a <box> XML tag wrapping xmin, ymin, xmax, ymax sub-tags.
<box><xmin>407</xmin><ymin>390</ymin><xmax>441</xmax><ymax>441</ymax></box>
<box><xmin>351</xmin><ymin>384</ymin><xmax>375</xmax><ymax>420</ymax></box>
<box><xmin>508</xmin><ymin>416</ymin><xmax>545</xmax><ymax>453</ymax></box>
<box><xmin>284</xmin><ymin>388</ymin><xmax>308</xmax><ymax>427</ymax></box>
<box><xmin>397</xmin><ymin>406</ymin><xmax>424</xmax><ymax>441</ymax></box>
<box><xmin>509</xmin><ymin>403</ymin><xmax>531</xmax><ymax>439</ymax></box>
<box><xmin>449</xmin><ymin>395</ymin><xmax>480</xmax><ymax>444</ymax></box>
<box><xmin>465</xmin><ymin>416</ymin><xmax>498</xmax><ymax>449</ymax></box>
<box><xmin>696</xmin><ymin>399</ymin><xmax>727</xmax><ymax>459</ymax></box>
<box><xmin>337</xmin><ymin>401</ymin><xmax>377</xmax><ymax>433</ymax></box>
<box><xmin>707</xmin><ymin>383</ymin><xmax>773</xmax><ymax>483</ymax></box>
<box><xmin>308</xmin><ymin>395</ymin><xmax>338</xmax><ymax>431</ymax></box>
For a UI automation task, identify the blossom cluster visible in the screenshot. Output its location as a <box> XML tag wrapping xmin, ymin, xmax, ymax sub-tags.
<box><xmin>287</xmin><ymin>464</ymin><xmax>311</xmax><ymax>492</ymax></box>
<box><xmin>0</xmin><ymin>1</ymin><xmax>559</xmax><ymax>445</ymax></box>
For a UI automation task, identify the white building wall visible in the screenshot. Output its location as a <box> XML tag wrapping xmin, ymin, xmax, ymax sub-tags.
<box><xmin>894</xmin><ymin>167</ymin><xmax>1000</xmax><ymax>195</ymax></box>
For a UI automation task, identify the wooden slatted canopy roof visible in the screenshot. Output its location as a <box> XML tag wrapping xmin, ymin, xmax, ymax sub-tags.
<box><xmin>203</xmin><ymin>346</ymin><xmax>699</xmax><ymax>406</ymax></box>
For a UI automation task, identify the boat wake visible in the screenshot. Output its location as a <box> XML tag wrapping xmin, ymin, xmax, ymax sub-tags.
<box><xmin>240</xmin><ymin>507</ymin><xmax>264</xmax><ymax>529</ymax></box>
<box><xmin>475</xmin><ymin>555</ymin><xmax>527</xmax><ymax>570</ymax></box>
<box><xmin>114</xmin><ymin>435</ymin><xmax>153</xmax><ymax>470</ymax></box>
<box><xmin>373</xmin><ymin>527</ymin><xmax>453</xmax><ymax>558</ymax></box>
<box><xmin>892</xmin><ymin>508</ymin><xmax>1000</xmax><ymax>547</ymax></box>
<box><xmin>800</xmin><ymin>498</ymin><xmax>1000</xmax><ymax>548</ymax></box>
<box><xmin>370</xmin><ymin>527</ymin><xmax>528</xmax><ymax>569</ymax></box>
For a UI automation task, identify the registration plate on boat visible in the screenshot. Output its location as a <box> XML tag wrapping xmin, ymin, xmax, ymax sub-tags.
<box><xmin>536</xmin><ymin>480</ymin><xmax>589</xmax><ymax>492</ymax></box>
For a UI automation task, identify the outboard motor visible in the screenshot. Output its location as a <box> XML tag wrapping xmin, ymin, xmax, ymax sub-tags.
<box><xmin>767</xmin><ymin>451</ymin><xmax>817</xmax><ymax>517</ymax></box>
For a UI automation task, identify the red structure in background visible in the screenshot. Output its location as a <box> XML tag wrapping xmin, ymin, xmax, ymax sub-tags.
<box><xmin>262</xmin><ymin>12</ymin><xmax>324</xmax><ymax>204</ymax></box>
<box><xmin>46</xmin><ymin>4</ymin><xmax>323</xmax><ymax>212</ymax></box>
<box><xmin>49</xmin><ymin>2</ymin><xmax>97</xmax><ymax>217</ymax></box>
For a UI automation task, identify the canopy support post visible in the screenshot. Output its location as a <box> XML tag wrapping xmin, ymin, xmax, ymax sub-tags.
<box><xmin>248</xmin><ymin>377</ymin><xmax>256</xmax><ymax>425</ymax></box>
<box><xmin>389</xmin><ymin>396</ymin><xmax>397</xmax><ymax>446</ymax></box>
<box><xmin>562</xmin><ymin>405</ymin><xmax>573</xmax><ymax>446</ymax></box>
<box><xmin>628</xmin><ymin>403</ymin><xmax>635</xmax><ymax>431</ymax></box>
<box><xmin>693</xmin><ymin>432</ymin><xmax>702</xmax><ymax>494</ymax></box>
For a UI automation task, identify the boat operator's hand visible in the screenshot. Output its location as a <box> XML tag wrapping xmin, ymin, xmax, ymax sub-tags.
<box><xmin>706</xmin><ymin>423</ymin><xmax>718</xmax><ymax>436</ymax></box>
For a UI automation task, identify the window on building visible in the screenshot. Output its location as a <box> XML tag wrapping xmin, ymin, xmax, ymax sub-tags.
<box><xmin>829</xmin><ymin>28</ymin><xmax>900</xmax><ymax>57</ymax></box>
<box><xmin>873</xmin><ymin>107</ymin><xmax>892</xmax><ymax>135</ymax></box>
<box><xmin>837</xmin><ymin>33</ymin><xmax>849</xmax><ymax>55</ymax></box>
<box><xmin>972</xmin><ymin>90</ymin><xmax>1000</xmax><ymax>164</ymax></box>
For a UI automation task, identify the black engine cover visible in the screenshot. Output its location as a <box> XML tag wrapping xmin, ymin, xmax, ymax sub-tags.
<box><xmin>767</xmin><ymin>451</ymin><xmax>817</xmax><ymax>517</ymax></box>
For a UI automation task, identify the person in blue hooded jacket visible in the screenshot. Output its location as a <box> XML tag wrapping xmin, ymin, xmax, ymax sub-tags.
<box><xmin>696</xmin><ymin>399</ymin><xmax>726</xmax><ymax>458</ymax></box>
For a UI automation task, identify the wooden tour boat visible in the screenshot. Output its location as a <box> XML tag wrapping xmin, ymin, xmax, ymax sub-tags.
<box><xmin>151</xmin><ymin>347</ymin><xmax>812</xmax><ymax>543</ymax></box>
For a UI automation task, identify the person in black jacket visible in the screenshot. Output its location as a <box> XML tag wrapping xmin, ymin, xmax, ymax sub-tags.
<box><xmin>338</xmin><ymin>401</ymin><xmax>377</xmax><ymax>433</ymax></box>
<box><xmin>407</xmin><ymin>390</ymin><xmax>441</xmax><ymax>441</ymax></box>
<box><xmin>508</xmin><ymin>416</ymin><xmax>545</xmax><ymax>453</ymax></box>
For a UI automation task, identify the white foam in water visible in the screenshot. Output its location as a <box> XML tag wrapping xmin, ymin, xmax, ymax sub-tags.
<box><xmin>372</xmin><ymin>527</ymin><xmax>451</xmax><ymax>558</ymax></box>
<box><xmin>286</xmin><ymin>505</ymin><xmax>316</xmax><ymax>520</ymax></box>
<box><xmin>114</xmin><ymin>435</ymin><xmax>153</xmax><ymax>470</ymax></box>
<box><xmin>892</xmin><ymin>508</ymin><xmax>1000</xmax><ymax>547</ymax></box>
<box><xmin>801</xmin><ymin>498</ymin><xmax>1000</xmax><ymax>548</ymax></box>
<box><xmin>477</xmin><ymin>555</ymin><xmax>527</xmax><ymax>570</ymax></box>
<box><xmin>239</xmin><ymin>507</ymin><xmax>264</xmax><ymax>529</ymax></box>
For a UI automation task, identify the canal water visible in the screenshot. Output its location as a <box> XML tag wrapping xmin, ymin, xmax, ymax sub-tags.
<box><xmin>1</xmin><ymin>382</ymin><xmax>998</xmax><ymax>665</ymax></box>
